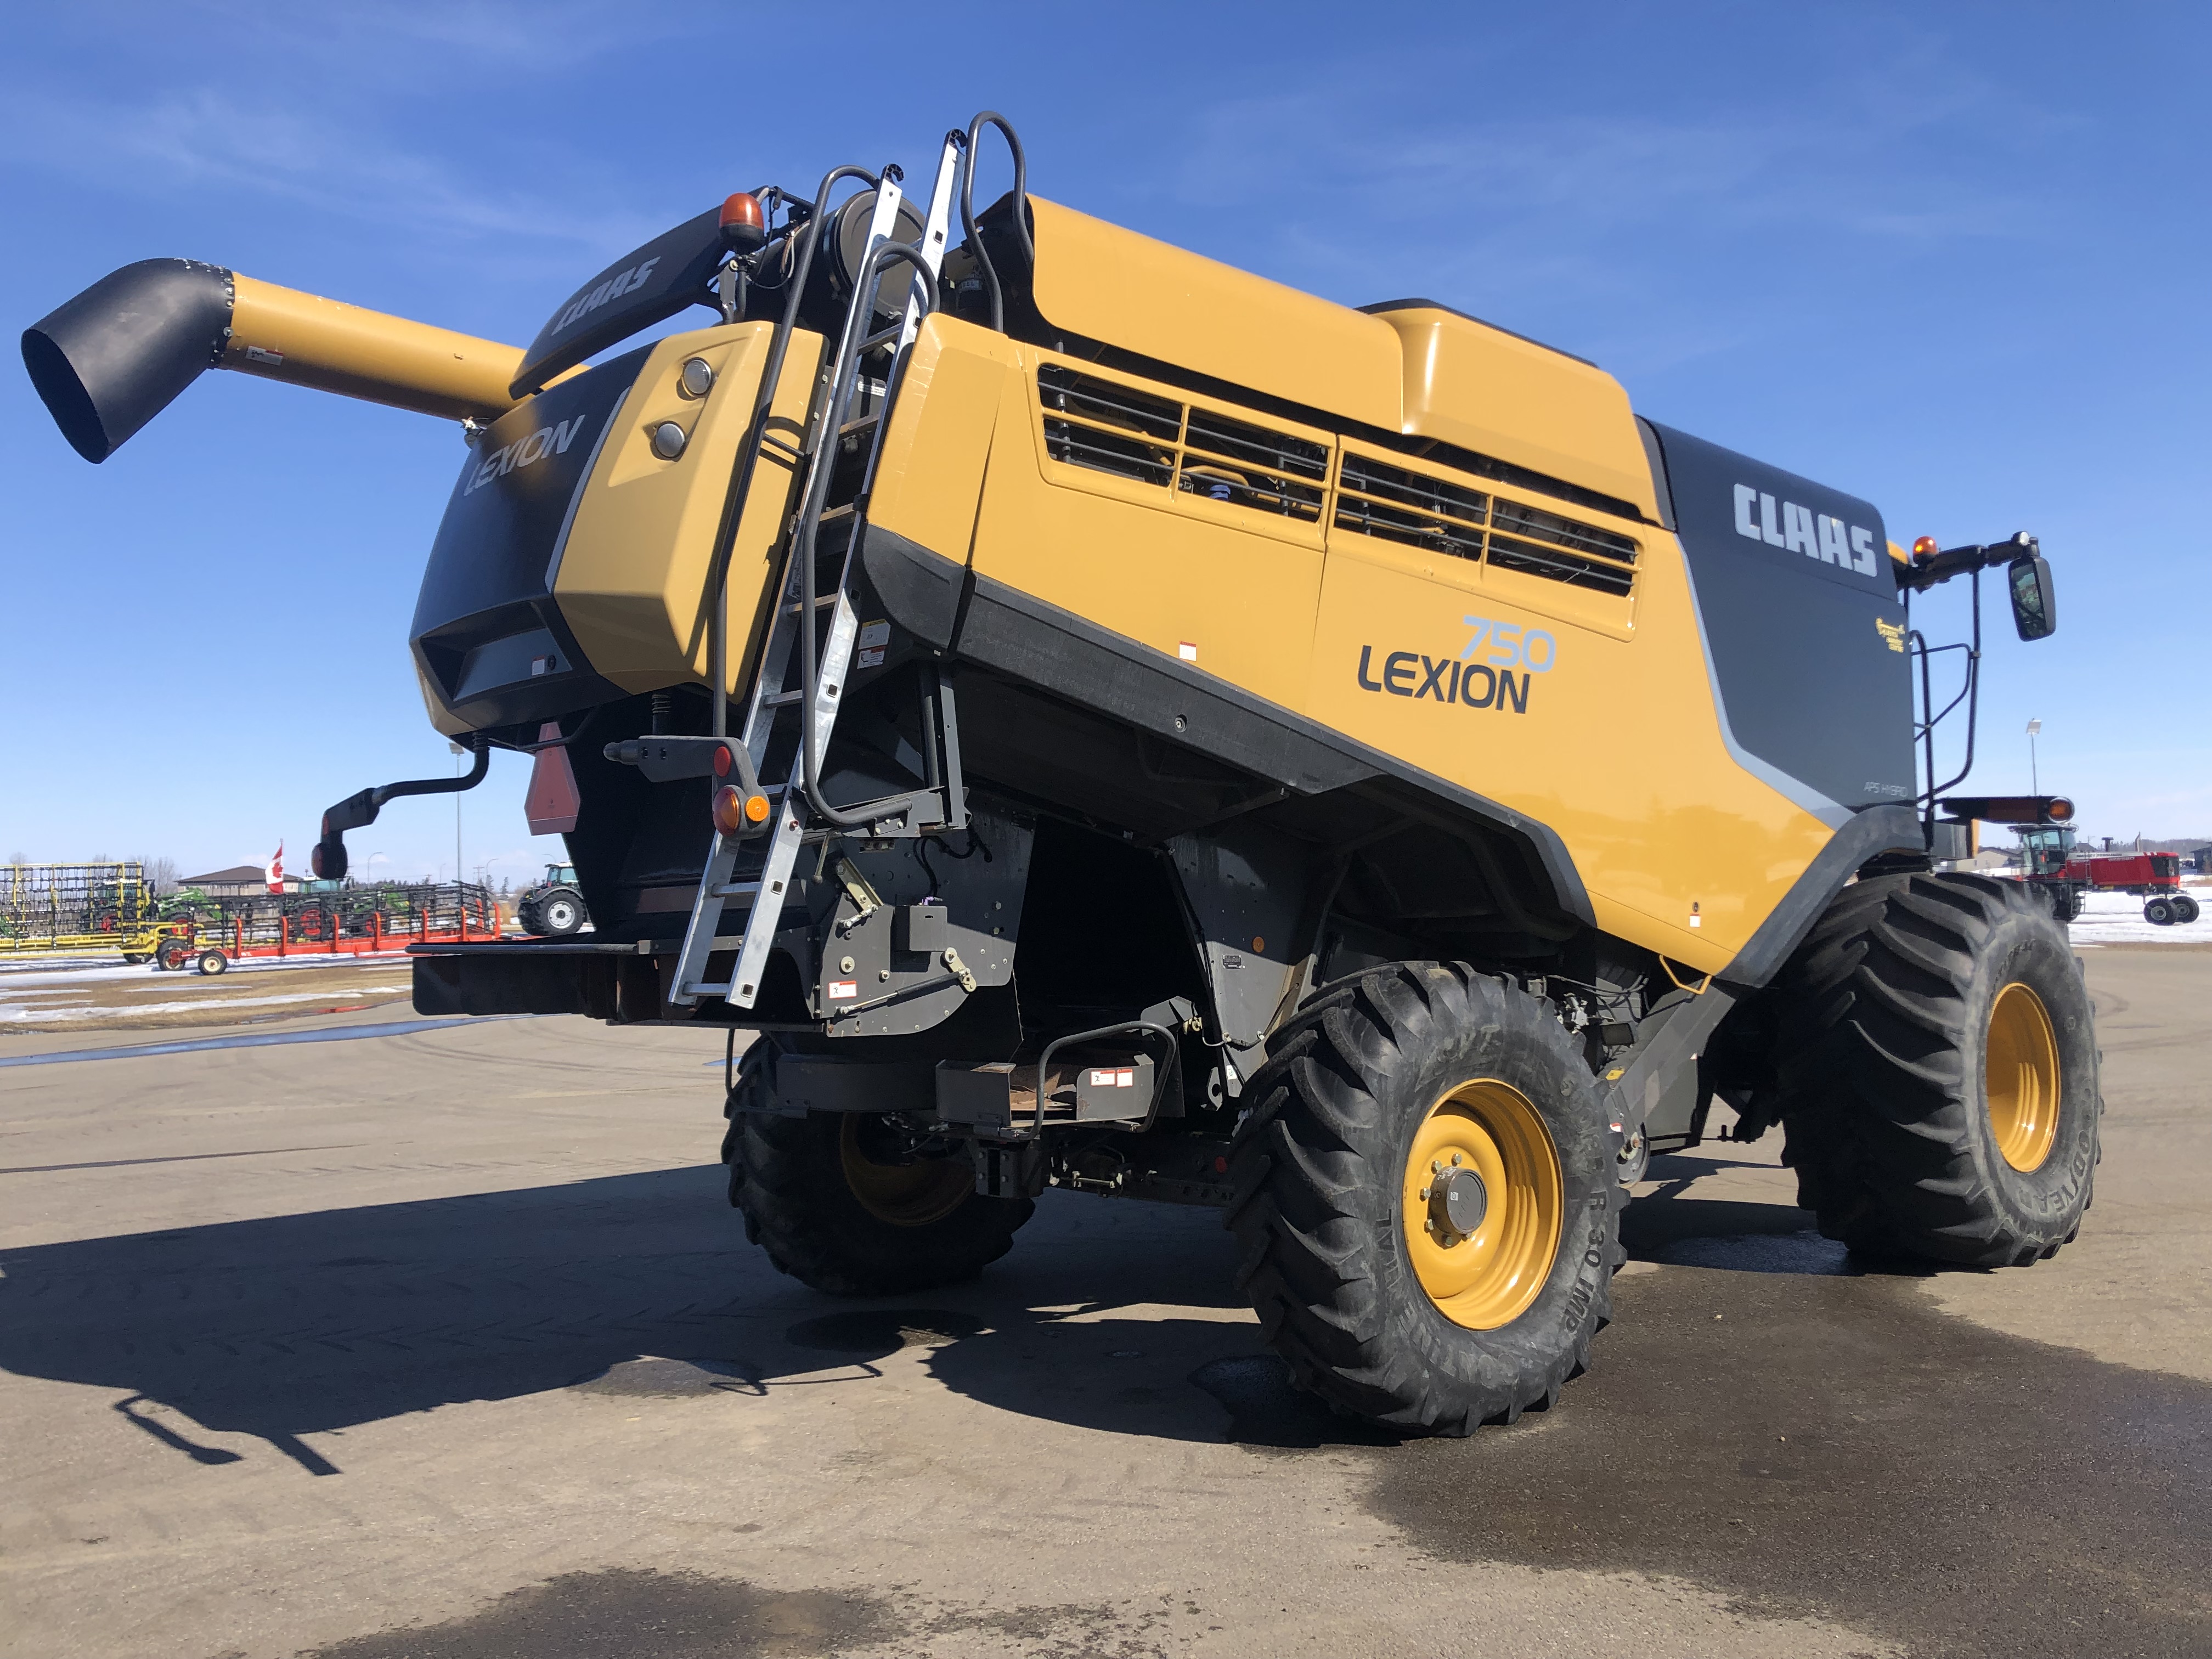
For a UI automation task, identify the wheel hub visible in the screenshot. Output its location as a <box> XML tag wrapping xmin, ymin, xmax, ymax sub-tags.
<box><xmin>1401</xmin><ymin>1080</ymin><xmax>1564</xmax><ymax>1331</ymax></box>
<box><xmin>1425</xmin><ymin>1161</ymin><xmax>1489</xmax><ymax>1242</ymax></box>
<box><xmin>1986</xmin><ymin>980</ymin><xmax>2061</xmax><ymax>1173</ymax></box>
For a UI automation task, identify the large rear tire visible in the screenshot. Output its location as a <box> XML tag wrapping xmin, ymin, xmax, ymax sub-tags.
<box><xmin>1776</xmin><ymin>873</ymin><xmax>2100</xmax><ymax>1266</ymax></box>
<box><xmin>537</xmin><ymin>890</ymin><xmax>585</xmax><ymax>937</ymax></box>
<box><xmin>723</xmin><ymin>1045</ymin><xmax>1032</xmax><ymax>1295</ymax></box>
<box><xmin>1227</xmin><ymin>962</ymin><xmax>1622</xmax><ymax>1436</ymax></box>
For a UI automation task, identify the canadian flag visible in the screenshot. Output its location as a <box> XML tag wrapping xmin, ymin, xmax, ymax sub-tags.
<box><xmin>266</xmin><ymin>842</ymin><xmax>285</xmax><ymax>894</ymax></box>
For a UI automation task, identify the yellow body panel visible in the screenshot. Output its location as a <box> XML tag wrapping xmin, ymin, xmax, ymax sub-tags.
<box><xmin>867</xmin><ymin>315</ymin><xmax>1022</xmax><ymax>558</ymax></box>
<box><xmin>1372</xmin><ymin>307</ymin><xmax>1658</xmax><ymax>521</ymax></box>
<box><xmin>1028</xmin><ymin>198</ymin><xmax>1404</xmax><ymax>433</ymax></box>
<box><xmin>553</xmin><ymin>322</ymin><xmax>821</xmax><ymax>697</ymax></box>
<box><xmin>224</xmin><ymin>274</ymin><xmax>563</xmax><ymax>421</ymax></box>
<box><xmin>865</xmin><ymin>323</ymin><xmax>1834</xmax><ymax>973</ymax></box>
<box><xmin>1305</xmin><ymin>511</ymin><xmax>1826</xmax><ymax>973</ymax></box>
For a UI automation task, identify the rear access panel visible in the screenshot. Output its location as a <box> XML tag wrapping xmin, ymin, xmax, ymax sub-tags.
<box><xmin>409</xmin><ymin>320</ymin><xmax>821</xmax><ymax>732</ymax></box>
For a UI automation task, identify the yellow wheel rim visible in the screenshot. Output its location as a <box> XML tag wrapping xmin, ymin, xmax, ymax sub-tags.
<box><xmin>839</xmin><ymin>1118</ymin><xmax>973</xmax><ymax>1227</ymax></box>
<box><xmin>1987</xmin><ymin>981</ymin><xmax>2061</xmax><ymax>1172</ymax></box>
<box><xmin>1401</xmin><ymin>1080</ymin><xmax>1564</xmax><ymax>1331</ymax></box>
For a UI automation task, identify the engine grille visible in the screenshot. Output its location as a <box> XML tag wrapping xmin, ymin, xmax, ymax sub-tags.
<box><xmin>1037</xmin><ymin>363</ymin><xmax>1639</xmax><ymax>597</ymax></box>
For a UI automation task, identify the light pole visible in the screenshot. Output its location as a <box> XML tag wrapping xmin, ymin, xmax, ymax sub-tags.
<box><xmin>2025</xmin><ymin>718</ymin><xmax>2042</xmax><ymax>795</ymax></box>
<box><xmin>448</xmin><ymin>742</ymin><xmax>465</xmax><ymax>886</ymax></box>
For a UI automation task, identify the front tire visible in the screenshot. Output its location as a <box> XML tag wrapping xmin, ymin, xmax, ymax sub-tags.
<box><xmin>723</xmin><ymin>1045</ymin><xmax>1031</xmax><ymax>1295</ymax></box>
<box><xmin>1776</xmin><ymin>873</ymin><xmax>2100</xmax><ymax>1266</ymax></box>
<box><xmin>1227</xmin><ymin>963</ymin><xmax>1622</xmax><ymax>1436</ymax></box>
<box><xmin>2144</xmin><ymin>897</ymin><xmax>2174</xmax><ymax>926</ymax></box>
<box><xmin>2176</xmin><ymin>895</ymin><xmax>2200</xmax><ymax>923</ymax></box>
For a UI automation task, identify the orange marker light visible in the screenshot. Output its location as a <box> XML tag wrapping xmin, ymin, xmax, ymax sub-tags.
<box><xmin>1912</xmin><ymin>535</ymin><xmax>1940</xmax><ymax>559</ymax></box>
<box><xmin>719</xmin><ymin>192</ymin><xmax>766</xmax><ymax>254</ymax></box>
<box><xmin>744</xmin><ymin>793</ymin><xmax>771</xmax><ymax>824</ymax></box>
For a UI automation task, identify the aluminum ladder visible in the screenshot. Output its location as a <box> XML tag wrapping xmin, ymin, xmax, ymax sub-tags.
<box><xmin>671</xmin><ymin>134</ymin><xmax>966</xmax><ymax>1010</ymax></box>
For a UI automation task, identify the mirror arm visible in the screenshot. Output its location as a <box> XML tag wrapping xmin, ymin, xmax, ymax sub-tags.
<box><xmin>1898</xmin><ymin>531</ymin><xmax>2038</xmax><ymax>593</ymax></box>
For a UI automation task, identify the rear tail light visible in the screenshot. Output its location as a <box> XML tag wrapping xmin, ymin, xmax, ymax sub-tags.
<box><xmin>713</xmin><ymin>785</ymin><xmax>771</xmax><ymax>836</ymax></box>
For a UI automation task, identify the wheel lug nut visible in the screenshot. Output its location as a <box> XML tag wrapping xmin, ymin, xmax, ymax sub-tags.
<box><xmin>1451</xmin><ymin>1152</ymin><xmax>1463</xmax><ymax>1166</ymax></box>
<box><xmin>1418</xmin><ymin>1186</ymin><xmax>1430</xmax><ymax>1200</ymax></box>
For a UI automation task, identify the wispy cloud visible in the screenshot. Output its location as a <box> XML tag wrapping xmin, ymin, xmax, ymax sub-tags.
<box><xmin>165</xmin><ymin>0</ymin><xmax>696</xmax><ymax>77</ymax></box>
<box><xmin>1151</xmin><ymin>38</ymin><xmax>2075</xmax><ymax>376</ymax></box>
<box><xmin>0</xmin><ymin>83</ymin><xmax>659</xmax><ymax>254</ymax></box>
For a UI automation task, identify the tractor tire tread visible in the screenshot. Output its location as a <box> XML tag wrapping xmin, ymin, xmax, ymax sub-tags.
<box><xmin>1774</xmin><ymin>872</ymin><xmax>2101</xmax><ymax>1267</ymax></box>
<box><xmin>1226</xmin><ymin>961</ymin><xmax>1622</xmax><ymax>1437</ymax></box>
<box><xmin>723</xmin><ymin>1044</ymin><xmax>1031</xmax><ymax>1296</ymax></box>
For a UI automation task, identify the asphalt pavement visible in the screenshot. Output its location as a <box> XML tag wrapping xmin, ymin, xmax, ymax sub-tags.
<box><xmin>1</xmin><ymin>946</ymin><xmax>2205</xmax><ymax>1658</ymax></box>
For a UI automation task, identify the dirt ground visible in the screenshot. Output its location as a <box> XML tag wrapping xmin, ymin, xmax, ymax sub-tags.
<box><xmin>0</xmin><ymin>946</ymin><xmax>2205</xmax><ymax>1658</ymax></box>
<box><xmin>0</xmin><ymin>956</ymin><xmax>414</xmax><ymax>1031</ymax></box>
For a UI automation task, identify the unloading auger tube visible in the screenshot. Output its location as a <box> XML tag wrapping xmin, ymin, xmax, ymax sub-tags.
<box><xmin>20</xmin><ymin>108</ymin><xmax>2096</xmax><ymax>1440</ymax></box>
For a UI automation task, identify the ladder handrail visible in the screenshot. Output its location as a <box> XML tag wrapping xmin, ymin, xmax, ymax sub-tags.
<box><xmin>957</xmin><ymin>111</ymin><xmax>1031</xmax><ymax>335</ymax></box>
<box><xmin>794</xmin><ymin>240</ymin><xmax>941</xmax><ymax>831</ymax></box>
<box><xmin>706</xmin><ymin>163</ymin><xmax>881</xmax><ymax>740</ymax></box>
<box><xmin>674</xmin><ymin>129</ymin><xmax>971</xmax><ymax>1010</ymax></box>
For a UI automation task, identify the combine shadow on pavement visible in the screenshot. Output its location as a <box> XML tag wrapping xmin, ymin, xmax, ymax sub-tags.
<box><xmin>0</xmin><ymin>1166</ymin><xmax>1251</xmax><ymax>1472</ymax></box>
<box><xmin>10</xmin><ymin>1157</ymin><xmax>2211</xmax><ymax>1656</ymax></box>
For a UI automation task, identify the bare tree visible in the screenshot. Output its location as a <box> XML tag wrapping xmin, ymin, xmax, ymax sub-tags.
<box><xmin>138</xmin><ymin>856</ymin><xmax>180</xmax><ymax>894</ymax></box>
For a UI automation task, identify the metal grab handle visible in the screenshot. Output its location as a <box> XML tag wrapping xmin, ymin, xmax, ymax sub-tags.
<box><xmin>958</xmin><ymin>111</ymin><xmax>1030</xmax><ymax>334</ymax></box>
<box><xmin>706</xmin><ymin>163</ymin><xmax>882</xmax><ymax>740</ymax></box>
<box><xmin>794</xmin><ymin>240</ymin><xmax>941</xmax><ymax>831</ymax></box>
<box><xmin>1031</xmin><ymin>1019</ymin><xmax>1183</xmax><ymax>1137</ymax></box>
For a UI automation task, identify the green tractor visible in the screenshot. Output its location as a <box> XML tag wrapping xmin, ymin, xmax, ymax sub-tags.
<box><xmin>515</xmin><ymin>862</ymin><xmax>588</xmax><ymax>939</ymax></box>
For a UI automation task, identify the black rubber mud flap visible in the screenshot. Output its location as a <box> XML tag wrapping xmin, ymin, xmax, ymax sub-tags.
<box><xmin>1226</xmin><ymin>962</ymin><xmax>1624</xmax><ymax>1436</ymax></box>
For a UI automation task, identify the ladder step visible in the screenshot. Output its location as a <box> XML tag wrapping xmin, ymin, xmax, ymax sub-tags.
<box><xmin>763</xmin><ymin>690</ymin><xmax>803</xmax><ymax>707</ymax></box>
<box><xmin>838</xmin><ymin>412</ymin><xmax>882</xmax><ymax>438</ymax></box>
<box><xmin>781</xmin><ymin>595</ymin><xmax>840</xmax><ymax>615</ymax></box>
<box><xmin>860</xmin><ymin>324</ymin><xmax>901</xmax><ymax>353</ymax></box>
<box><xmin>681</xmin><ymin>982</ymin><xmax>733</xmax><ymax>999</ymax></box>
<box><xmin>818</xmin><ymin>503</ymin><xmax>855</xmax><ymax>524</ymax></box>
<box><xmin>710</xmin><ymin>881</ymin><xmax>760</xmax><ymax>901</ymax></box>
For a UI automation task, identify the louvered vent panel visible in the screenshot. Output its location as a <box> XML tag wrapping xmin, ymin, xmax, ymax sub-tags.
<box><xmin>1334</xmin><ymin>454</ymin><xmax>1487</xmax><ymax>561</ymax></box>
<box><xmin>1039</xmin><ymin>364</ymin><xmax>1178</xmax><ymax>489</ymax></box>
<box><xmin>1487</xmin><ymin>499</ymin><xmax>1638</xmax><ymax>596</ymax></box>
<box><xmin>1178</xmin><ymin>408</ymin><xmax>1328</xmax><ymax>522</ymax></box>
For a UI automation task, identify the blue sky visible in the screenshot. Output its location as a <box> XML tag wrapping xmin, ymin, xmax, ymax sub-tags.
<box><xmin>2</xmin><ymin>1</ymin><xmax>2205</xmax><ymax>883</ymax></box>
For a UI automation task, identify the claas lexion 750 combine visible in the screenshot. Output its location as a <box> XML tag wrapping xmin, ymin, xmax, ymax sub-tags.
<box><xmin>24</xmin><ymin>114</ymin><xmax>2097</xmax><ymax>1434</ymax></box>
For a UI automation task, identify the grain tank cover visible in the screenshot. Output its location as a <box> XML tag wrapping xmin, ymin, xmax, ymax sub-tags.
<box><xmin>1365</xmin><ymin>303</ymin><xmax>1658</xmax><ymax>521</ymax></box>
<box><xmin>1025</xmin><ymin>196</ymin><xmax>1404</xmax><ymax>432</ymax></box>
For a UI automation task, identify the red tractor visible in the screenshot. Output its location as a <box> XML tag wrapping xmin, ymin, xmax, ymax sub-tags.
<box><xmin>2015</xmin><ymin>826</ymin><xmax>2198</xmax><ymax>925</ymax></box>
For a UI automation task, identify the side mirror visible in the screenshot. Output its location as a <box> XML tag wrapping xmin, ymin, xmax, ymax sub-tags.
<box><xmin>2009</xmin><ymin>554</ymin><xmax>2057</xmax><ymax>641</ymax></box>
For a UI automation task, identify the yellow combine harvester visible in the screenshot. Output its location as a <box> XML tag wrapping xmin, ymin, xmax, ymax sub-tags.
<box><xmin>23</xmin><ymin>114</ymin><xmax>2093</xmax><ymax>1434</ymax></box>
